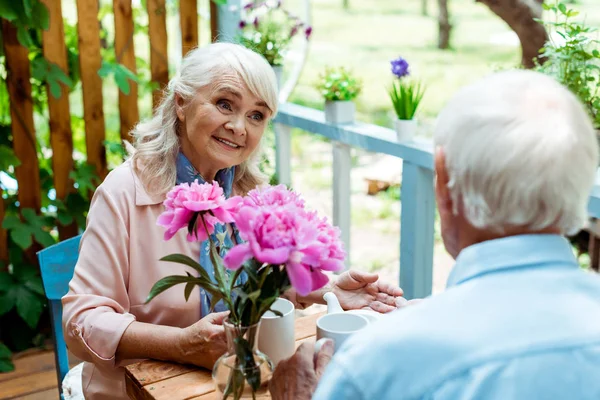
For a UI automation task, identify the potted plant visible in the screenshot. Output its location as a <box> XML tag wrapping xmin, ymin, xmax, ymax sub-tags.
<box><xmin>388</xmin><ymin>56</ymin><xmax>425</xmax><ymax>141</ymax></box>
<box><xmin>535</xmin><ymin>1</ymin><xmax>600</xmax><ymax>130</ymax></box>
<box><xmin>316</xmin><ymin>66</ymin><xmax>362</xmax><ymax>124</ymax></box>
<box><xmin>238</xmin><ymin>1</ymin><xmax>312</xmax><ymax>88</ymax></box>
<box><xmin>147</xmin><ymin>183</ymin><xmax>345</xmax><ymax>399</ymax></box>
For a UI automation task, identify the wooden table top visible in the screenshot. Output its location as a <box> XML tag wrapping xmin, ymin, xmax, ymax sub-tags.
<box><xmin>125</xmin><ymin>312</ymin><xmax>323</xmax><ymax>400</ymax></box>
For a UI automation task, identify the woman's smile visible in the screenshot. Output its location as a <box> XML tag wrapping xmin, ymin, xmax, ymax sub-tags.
<box><xmin>212</xmin><ymin>136</ymin><xmax>242</xmax><ymax>150</ymax></box>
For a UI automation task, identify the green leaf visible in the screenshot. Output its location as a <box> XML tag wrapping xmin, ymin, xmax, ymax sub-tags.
<box><xmin>23</xmin><ymin>0</ymin><xmax>32</xmax><ymax>18</ymax></box>
<box><xmin>0</xmin><ymin>1</ymin><xmax>19</xmax><ymax>21</ymax></box>
<box><xmin>69</xmin><ymin>162</ymin><xmax>99</xmax><ymax>199</ymax></box>
<box><xmin>114</xmin><ymin>68</ymin><xmax>131</xmax><ymax>95</ymax></box>
<box><xmin>159</xmin><ymin>254</ymin><xmax>212</xmax><ymax>283</ymax></box>
<box><xmin>24</xmin><ymin>277</ymin><xmax>45</xmax><ymax>296</ymax></box>
<box><xmin>0</xmin><ymin>358</ymin><xmax>14</xmax><ymax>373</ymax></box>
<box><xmin>0</xmin><ymin>145</ymin><xmax>21</xmax><ymax>171</ymax></box>
<box><xmin>13</xmin><ymin>264</ymin><xmax>37</xmax><ymax>282</ymax></box>
<box><xmin>10</xmin><ymin>228</ymin><xmax>32</xmax><ymax>250</ymax></box>
<box><xmin>145</xmin><ymin>275</ymin><xmax>202</xmax><ymax>303</ymax></box>
<box><xmin>1</xmin><ymin>214</ymin><xmax>20</xmax><ymax>230</ymax></box>
<box><xmin>0</xmin><ymin>272</ymin><xmax>14</xmax><ymax>292</ymax></box>
<box><xmin>16</xmin><ymin>26</ymin><xmax>33</xmax><ymax>48</ymax></box>
<box><xmin>97</xmin><ymin>62</ymin><xmax>113</xmax><ymax>79</ymax></box>
<box><xmin>0</xmin><ymin>290</ymin><xmax>16</xmax><ymax>315</ymax></box>
<box><xmin>0</xmin><ymin>342</ymin><xmax>11</xmax><ymax>358</ymax></box>
<box><xmin>32</xmin><ymin>229</ymin><xmax>56</xmax><ymax>248</ymax></box>
<box><xmin>16</xmin><ymin>286</ymin><xmax>44</xmax><ymax>329</ymax></box>
<box><xmin>184</xmin><ymin>282</ymin><xmax>194</xmax><ymax>302</ymax></box>
<box><xmin>558</xmin><ymin>3</ymin><xmax>567</xmax><ymax>14</ymax></box>
<box><xmin>31</xmin><ymin>1</ymin><xmax>50</xmax><ymax>30</ymax></box>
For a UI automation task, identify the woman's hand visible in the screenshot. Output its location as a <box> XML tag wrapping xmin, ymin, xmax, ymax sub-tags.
<box><xmin>177</xmin><ymin>311</ymin><xmax>229</xmax><ymax>369</ymax></box>
<box><xmin>332</xmin><ymin>270</ymin><xmax>404</xmax><ymax>313</ymax></box>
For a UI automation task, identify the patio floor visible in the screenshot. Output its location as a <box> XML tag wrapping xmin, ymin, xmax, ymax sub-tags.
<box><xmin>0</xmin><ymin>347</ymin><xmax>80</xmax><ymax>400</ymax></box>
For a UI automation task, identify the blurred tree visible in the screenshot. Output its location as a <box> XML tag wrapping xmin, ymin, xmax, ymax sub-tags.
<box><xmin>438</xmin><ymin>0</ymin><xmax>452</xmax><ymax>49</ymax></box>
<box><xmin>476</xmin><ymin>0</ymin><xmax>548</xmax><ymax>68</ymax></box>
<box><xmin>422</xmin><ymin>0</ymin><xmax>429</xmax><ymax>16</ymax></box>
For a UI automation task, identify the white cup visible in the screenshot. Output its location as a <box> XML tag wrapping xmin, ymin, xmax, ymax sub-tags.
<box><xmin>316</xmin><ymin>313</ymin><xmax>369</xmax><ymax>352</ymax></box>
<box><xmin>258</xmin><ymin>298</ymin><xmax>295</xmax><ymax>365</ymax></box>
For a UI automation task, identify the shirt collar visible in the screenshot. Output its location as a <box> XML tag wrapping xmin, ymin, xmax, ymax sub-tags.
<box><xmin>446</xmin><ymin>234</ymin><xmax>579</xmax><ymax>288</ymax></box>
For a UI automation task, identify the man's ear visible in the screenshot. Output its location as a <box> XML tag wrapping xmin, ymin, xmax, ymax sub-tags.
<box><xmin>434</xmin><ymin>147</ymin><xmax>452</xmax><ymax>212</ymax></box>
<box><xmin>175</xmin><ymin>94</ymin><xmax>185</xmax><ymax>122</ymax></box>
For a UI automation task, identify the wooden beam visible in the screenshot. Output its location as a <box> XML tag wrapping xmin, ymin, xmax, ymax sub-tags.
<box><xmin>210</xmin><ymin>0</ymin><xmax>218</xmax><ymax>42</ymax></box>
<box><xmin>76</xmin><ymin>0</ymin><xmax>107</xmax><ymax>179</ymax></box>
<box><xmin>2</xmin><ymin>21</ymin><xmax>41</xmax><ymax>212</ymax></box>
<box><xmin>113</xmin><ymin>0</ymin><xmax>139</xmax><ymax>143</ymax></box>
<box><xmin>147</xmin><ymin>0</ymin><xmax>169</xmax><ymax>109</ymax></box>
<box><xmin>180</xmin><ymin>0</ymin><xmax>198</xmax><ymax>56</ymax></box>
<box><xmin>41</xmin><ymin>0</ymin><xmax>79</xmax><ymax>240</ymax></box>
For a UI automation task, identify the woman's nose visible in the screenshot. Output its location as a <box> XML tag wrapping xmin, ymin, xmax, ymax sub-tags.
<box><xmin>224</xmin><ymin>116</ymin><xmax>246</xmax><ymax>136</ymax></box>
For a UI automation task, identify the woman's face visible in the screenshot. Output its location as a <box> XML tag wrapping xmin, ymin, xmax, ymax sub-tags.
<box><xmin>177</xmin><ymin>74</ymin><xmax>271</xmax><ymax>180</ymax></box>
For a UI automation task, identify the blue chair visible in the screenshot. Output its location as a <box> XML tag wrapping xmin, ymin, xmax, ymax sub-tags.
<box><xmin>37</xmin><ymin>234</ymin><xmax>82</xmax><ymax>400</ymax></box>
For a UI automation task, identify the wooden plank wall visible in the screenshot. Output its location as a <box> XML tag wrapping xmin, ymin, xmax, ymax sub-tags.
<box><xmin>113</xmin><ymin>0</ymin><xmax>139</xmax><ymax>143</ymax></box>
<box><xmin>41</xmin><ymin>0</ymin><xmax>79</xmax><ymax>240</ymax></box>
<box><xmin>2</xmin><ymin>22</ymin><xmax>41</xmax><ymax>213</ymax></box>
<box><xmin>147</xmin><ymin>0</ymin><xmax>169</xmax><ymax>109</ymax></box>
<box><xmin>76</xmin><ymin>0</ymin><xmax>107</xmax><ymax>179</ymax></box>
<box><xmin>210</xmin><ymin>0</ymin><xmax>219</xmax><ymax>42</ymax></box>
<box><xmin>180</xmin><ymin>0</ymin><xmax>199</xmax><ymax>56</ymax></box>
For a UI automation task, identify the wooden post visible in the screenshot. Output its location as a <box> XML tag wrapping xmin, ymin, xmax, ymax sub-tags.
<box><xmin>400</xmin><ymin>162</ymin><xmax>435</xmax><ymax>299</ymax></box>
<box><xmin>333</xmin><ymin>142</ymin><xmax>351</xmax><ymax>270</ymax></box>
<box><xmin>210</xmin><ymin>0</ymin><xmax>218</xmax><ymax>42</ymax></box>
<box><xmin>76</xmin><ymin>0</ymin><xmax>107</xmax><ymax>179</ymax></box>
<box><xmin>41</xmin><ymin>0</ymin><xmax>79</xmax><ymax>240</ymax></box>
<box><xmin>147</xmin><ymin>0</ymin><xmax>169</xmax><ymax>109</ymax></box>
<box><xmin>2</xmin><ymin>21</ymin><xmax>41</xmax><ymax>212</ymax></box>
<box><xmin>114</xmin><ymin>0</ymin><xmax>140</xmax><ymax>143</ymax></box>
<box><xmin>180</xmin><ymin>0</ymin><xmax>198</xmax><ymax>57</ymax></box>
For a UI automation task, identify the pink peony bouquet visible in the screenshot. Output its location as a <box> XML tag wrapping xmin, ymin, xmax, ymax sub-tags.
<box><xmin>147</xmin><ymin>182</ymin><xmax>345</xmax><ymax>325</ymax></box>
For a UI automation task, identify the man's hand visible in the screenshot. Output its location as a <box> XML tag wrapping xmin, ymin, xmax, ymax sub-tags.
<box><xmin>333</xmin><ymin>270</ymin><xmax>405</xmax><ymax>313</ymax></box>
<box><xmin>270</xmin><ymin>340</ymin><xmax>334</xmax><ymax>400</ymax></box>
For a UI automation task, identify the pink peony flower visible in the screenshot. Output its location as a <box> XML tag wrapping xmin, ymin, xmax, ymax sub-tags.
<box><xmin>157</xmin><ymin>180</ymin><xmax>242</xmax><ymax>242</ymax></box>
<box><xmin>224</xmin><ymin>186</ymin><xmax>345</xmax><ymax>296</ymax></box>
<box><xmin>243</xmin><ymin>184</ymin><xmax>305</xmax><ymax>209</ymax></box>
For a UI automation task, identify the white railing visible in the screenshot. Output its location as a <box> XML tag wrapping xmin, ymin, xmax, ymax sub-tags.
<box><xmin>274</xmin><ymin>102</ymin><xmax>600</xmax><ymax>299</ymax></box>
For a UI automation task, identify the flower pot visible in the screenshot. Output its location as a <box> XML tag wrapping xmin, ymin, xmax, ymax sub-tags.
<box><xmin>324</xmin><ymin>100</ymin><xmax>355</xmax><ymax>124</ymax></box>
<box><xmin>212</xmin><ymin>319</ymin><xmax>274</xmax><ymax>399</ymax></box>
<box><xmin>272</xmin><ymin>65</ymin><xmax>283</xmax><ymax>93</ymax></box>
<box><xmin>395</xmin><ymin>118</ymin><xmax>417</xmax><ymax>141</ymax></box>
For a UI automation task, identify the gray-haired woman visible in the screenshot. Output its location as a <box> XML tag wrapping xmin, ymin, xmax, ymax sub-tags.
<box><xmin>62</xmin><ymin>43</ymin><xmax>404</xmax><ymax>400</ymax></box>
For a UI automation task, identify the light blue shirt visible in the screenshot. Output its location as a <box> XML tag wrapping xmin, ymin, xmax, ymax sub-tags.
<box><xmin>314</xmin><ymin>234</ymin><xmax>600</xmax><ymax>399</ymax></box>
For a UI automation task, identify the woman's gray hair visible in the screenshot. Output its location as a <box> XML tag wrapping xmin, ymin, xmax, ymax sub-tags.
<box><xmin>434</xmin><ymin>70</ymin><xmax>599</xmax><ymax>236</ymax></box>
<box><xmin>130</xmin><ymin>42</ymin><xmax>278</xmax><ymax>197</ymax></box>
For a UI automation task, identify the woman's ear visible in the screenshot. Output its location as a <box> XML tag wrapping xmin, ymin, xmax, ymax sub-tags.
<box><xmin>434</xmin><ymin>147</ymin><xmax>452</xmax><ymax>213</ymax></box>
<box><xmin>175</xmin><ymin>94</ymin><xmax>185</xmax><ymax>122</ymax></box>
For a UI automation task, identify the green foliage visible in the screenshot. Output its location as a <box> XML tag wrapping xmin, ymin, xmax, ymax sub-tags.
<box><xmin>238</xmin><ymin>2</ymin><xmax>310</xmax><ymax>66</ymax></box>
<box><xmin>389</xmin><ymin>78</ymin><xmax>425</xmax><ymax>120</ymax></box>
<box><xmin>536</xmin><ymin>0</ymin><xmax>600</xmax><ymax>128</ymax></box>
<box><xmin>0</xmin><ymin>0</ymin><xmax>152</xmax><ymax>365</ymax></box>
<box><xmin>315</xmin><ymin>66</ymin><xmax>362</xmax><ymax>102</ymax></box>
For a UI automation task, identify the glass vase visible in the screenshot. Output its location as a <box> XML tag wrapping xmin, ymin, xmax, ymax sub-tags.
<box><xmin>212</xmin><ymin>318</ymin><xmax>274</xmax><ymax>400</ymax></box>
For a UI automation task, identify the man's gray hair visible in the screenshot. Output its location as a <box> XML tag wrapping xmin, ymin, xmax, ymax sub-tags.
<box><xmin>434</xmin><ymin>69</ymin><xmax>599</xmax><ymax>235</ymax></box>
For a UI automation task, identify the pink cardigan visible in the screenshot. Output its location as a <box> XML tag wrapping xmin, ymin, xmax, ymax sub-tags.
<box><xmin>62</xmin><ymin>161</ymin><xmax>208</xmax><ymax>399</ymax></box>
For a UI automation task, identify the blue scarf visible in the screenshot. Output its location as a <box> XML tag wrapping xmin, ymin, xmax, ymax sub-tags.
<box><xmin>175</xmin><ymin>153</ymin><xmax>243</xmax><ymax>317</ymax></box>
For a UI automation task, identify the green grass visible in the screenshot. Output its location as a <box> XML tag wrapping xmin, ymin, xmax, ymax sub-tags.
<box><xmin>288</xmin><ymin>0</ymin><xmax>600</xmax><ymax>128</ymax></box>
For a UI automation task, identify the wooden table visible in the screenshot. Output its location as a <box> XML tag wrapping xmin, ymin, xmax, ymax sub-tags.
<box><xmin>125</xmin><ymin>312</ymin><xmax>323</xmax><ymax>400</ymax></box>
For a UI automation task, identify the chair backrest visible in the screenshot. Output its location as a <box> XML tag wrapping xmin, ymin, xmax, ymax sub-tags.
<box><xmin>37</xmin><ymin>234</ymin><xmax>82</xmax><ymax>399</ymax></box>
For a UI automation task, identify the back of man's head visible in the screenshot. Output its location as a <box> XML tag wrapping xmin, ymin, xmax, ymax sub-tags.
<box><xmin>434</xmin><ymin>69</ymin><xmax>599</xmax><ymax>236</ymax></box>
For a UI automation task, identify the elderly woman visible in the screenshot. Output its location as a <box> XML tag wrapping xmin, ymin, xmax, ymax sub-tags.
<box><xmin>62</xmin><ymin>43</ymin><xmax>404</xmax><ymax>400</ymax></box>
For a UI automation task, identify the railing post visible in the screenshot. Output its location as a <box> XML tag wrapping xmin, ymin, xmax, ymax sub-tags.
<box><xmin>333</xmin><ymin>142</ymin><xmax>352</xmax><ymax>269</ymax></box>
<box><xmin>216</xmin><ymin>0</ymin><xmax>242</xmax><ymax>42</ymax></box>
<box><xmin>274</xmin><ymin>124</ymin><xmax>292</xmax><ymax>187</ymax></box>
<box><xmin>400</xmin><ymin>161</ymin><xmax>435</xmax><ymax>299</ymax></box>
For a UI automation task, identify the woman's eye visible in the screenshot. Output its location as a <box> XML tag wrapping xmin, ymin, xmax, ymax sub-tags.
<box><xmin>217</xmin><ymin>100</ymin><xmax>232</xmax><ymax>111</ymax></box>
<box><xmin>250</xmin><ymin>112</ymin><xmax>264</xmax><ymax>122</ymax></box>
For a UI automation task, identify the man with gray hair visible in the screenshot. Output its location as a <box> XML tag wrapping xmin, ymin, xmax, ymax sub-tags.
<box><xmin>269</xmin><ymin>70</ymin><xmax>600</xmax><ymax>399</ymax></box>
